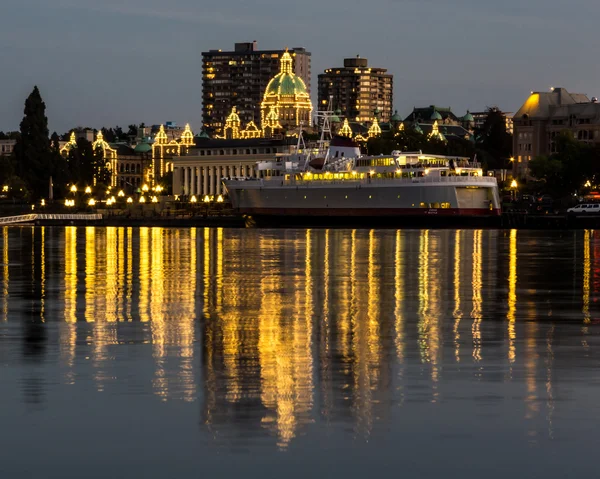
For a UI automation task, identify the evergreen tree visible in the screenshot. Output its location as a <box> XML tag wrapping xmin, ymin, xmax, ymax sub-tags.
<box><xmin>13</xmin><ymin>86</ymin><xmax>53</xmax><ymax>198</ymax></box>
<box><xmin>475</xmin><ymin>107</ymin><xmax>512</xmax><ymax>169</ymax></box>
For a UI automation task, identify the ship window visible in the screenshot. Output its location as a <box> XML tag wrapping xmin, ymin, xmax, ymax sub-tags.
<box><xmin>345</xmin><ymin>196</ymin><xmax>348</xmax><ymax>199</ymax></box>
<box><xmin>432</xmin><ymin>202</ymin><xmax>440</xmax><ymax>208</ymax></box>
<box><xmin>412</xmin><ymin>204</ymin><xmax>415</xmax><ymax>207</ymax></box>
<box><xmin>304</xmin><ymin>196</ymin><xmax>307</xmax><ymax>199</ymax></box>
<box><xmin>441</xmin><ymin>203</ymin><xmax>451</xmax><ymax>208</ymax></box>
<box><xmin>369</xmin><ymin>195</ymin><xmax>372</xmax><ymax>199</ymax></box>
<box><xmin>420</xmin><ymin>202</ymin><xmax>426</xmax><ymax>207</ymax></box>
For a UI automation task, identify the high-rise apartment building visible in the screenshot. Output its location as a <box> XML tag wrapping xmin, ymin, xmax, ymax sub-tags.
<box><xmin>202</xmin><ymin>42</ymin><xmax>311</xmax><ymax>134</ymax></box>
<box><xmin>318</xmin><ymin>57</ymin><xmax>393</xmax><ymax>123</ymax></box>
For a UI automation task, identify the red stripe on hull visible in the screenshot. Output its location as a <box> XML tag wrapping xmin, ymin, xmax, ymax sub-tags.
<box><xmin>239</xmin><ymin>207</ymin><xmax>501</xmax><ymax>217</ymax></box>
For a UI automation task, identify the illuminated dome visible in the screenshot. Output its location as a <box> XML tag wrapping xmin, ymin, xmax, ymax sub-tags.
<box><xmin>261</xmin><ymin>50</ymin><xmax>312</xmax><ymax>130</ymax></box>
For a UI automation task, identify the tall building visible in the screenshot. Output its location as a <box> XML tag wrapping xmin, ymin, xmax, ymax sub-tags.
<box><xmin>318</xmin><ymin>57</ymin><xmax>393</xmax><ymax>123</ymax></box>
<box><xmin>202</xmin><ymin>42</ymin><xmax>311</xmax><ymax>135</ymax></box>
<box><xmin>512</xmin><ymin>87</ymin><xmax>600</xmax><ymax>178</ymax></box>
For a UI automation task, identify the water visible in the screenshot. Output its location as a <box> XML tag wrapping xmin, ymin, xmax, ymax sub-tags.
<box><xmin>0</xmin><ymin>226</ymin><xmax>599</xmax><ymax>478</ymax></box>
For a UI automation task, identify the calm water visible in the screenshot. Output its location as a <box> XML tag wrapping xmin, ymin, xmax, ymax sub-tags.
<box><xmin>0</xmin><ymin>226</ymin><xmax>599</xmax><ymax>478</ymax></box>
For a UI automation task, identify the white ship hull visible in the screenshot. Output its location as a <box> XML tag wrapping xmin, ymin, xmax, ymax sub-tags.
<box><xmin>224</xmin><ymin>176</ymin><xmax>501</xmax><ymax>220</ymax></box>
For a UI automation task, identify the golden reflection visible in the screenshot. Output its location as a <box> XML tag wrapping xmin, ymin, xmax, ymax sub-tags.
<box><xmin>394</xmin><ymin>230</ymin><xmax>404</xmax><ymax>363</ymax></box>
<box><xmin>583</xmin><ymin>230</ymin><xmax>591</xmax><ymax>324</ymax></box>
<box><xmin>139</xmin><ymin>227</ymin><xmax>150</xmax><ymax>322</ymax></box>
<box><xmin>507</xmin><ymin>229</ymin><xmax>517</xmax><ymax>364</ymax></box>
<box><xmin>104</xmin><ymin>227</ymin><xmax>118</xmax><ymax>323</ymax></box>
<box><xmin>546</xmin><ymin>325</ymin><xmax>555</xmax><ymax>439</ymax></box>
<box><xmin>150</xmin><ymin>228</ymin><xmax>167</xmax><ymax>399</ymax></box>
<box><xmin>524</xmin><ymin>319</ymin><xmax>539</xmax><ymax>442</ymax></box>
<box><xmin>418</xmin><ymin>230</ymin><xmax>430</xmax><ymax>364</ymax></box>
<box><xmin>85</xmin><ymin>227</ymin><xmax>96</xmax><ymax>323</ymax></box>
<box><xmin>203</xmin><ymin>228</ymin><xmax>211</xmax><ymax>318</ymax></box>
<box><xmin>64</xmin><ymin>226</ymin><xmax>77</xmax><ymax>323</ymax></box>
<box><xmin>2</xmin><ymin>228</ymin><xmax>7</xmax><ymax>321</ymax></box>
<box><xmin>126</xmin><ymin>227</ymin><xmax>133</xmax><ymax>321</ymax></box>
<box><xmin>471</xmin><ymin>230</ymin><xmax>482</xmax><ymax>363</ymax></box>
<box><xmin>453</xmin><ymin>230</ymin><xmax>462</xmax><ymax>362</ymax></box>
<box><xmin>40</xmin><ymin>227</ymin><xmax>46</xmax><ymax>322</ymax></box>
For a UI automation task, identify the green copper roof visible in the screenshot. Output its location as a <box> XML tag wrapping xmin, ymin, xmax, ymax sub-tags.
<box><xmin>430</xmin><ymin>110</ymin><xmax>442</xmax><ymax>120</ymax></box>
<box><xmin>195</xmin><ymin>130</ymin><xmax>210</xmax><ymax>139</ymax></box>
<box><xmin>265</xmin><ymin>73</ymin><xmax>309</xmax><ymax>97</ymax></box>
<box><xmin>462</xmin><ymin>111</ymin><xmax>474</xmax><ymax>122</ymax></box>
<box><xmin>134</xmin><ymin>142</ymin><xmax>152</xmax><ymax>153</ymax></box>
<box><xmin>391</xmin><ymin>110</ymin><xmax>402</xmax><ymax>122</ymax></box>
<box><xmin>413</xmin><ymin>123</ymin><xmax>423</xmax><ymax>133</ymax></box>
<box><xmin>330</xmin><ymin>115</ymin><xmax>341</xmax><ymax>123</ymax></box>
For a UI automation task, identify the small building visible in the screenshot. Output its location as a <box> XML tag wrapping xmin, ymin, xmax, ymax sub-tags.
<box><xmin>0</xmin><ymin>139</ymin><xmax>16</xmax><ymax>156</ymax></box>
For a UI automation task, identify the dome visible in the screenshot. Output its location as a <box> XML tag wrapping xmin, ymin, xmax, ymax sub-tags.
<box><xmin>263</xmin><ymin>51</ymin><xmax>310</xmax><ymax>100</ymax></box>
<box><xmin>462</xmin><ymin>111</ymin><xmax>474</xmax><ymax>122</ymax></box>
<box><xmin>391</xmin><ymin>110</ymin><xmax>402</xmax><ymax>122</ymax></box>
<box><xmin>330</xmin><ymin>114</ymin><xmax>341</xmax><ymax>123</ymax></box>
<box><xmin>134</xmin><ymin>142</ymin><xmax>152</xmax><ymax>153</ymax></box>
<box><xmin>195</xmin><ymin>130</ymin><xmax>210</xmax><ymax>139</ymax></box>
<box><xmin>430</xmin><ymin>110</ymin><xmax>442</xmax><ymax>121</ymax></box>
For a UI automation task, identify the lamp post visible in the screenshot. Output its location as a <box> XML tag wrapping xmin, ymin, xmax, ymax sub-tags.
<box><xmin>510</xmin><ymin>179</ymin><xmax>518</xmax><ymax>202</ymax></box>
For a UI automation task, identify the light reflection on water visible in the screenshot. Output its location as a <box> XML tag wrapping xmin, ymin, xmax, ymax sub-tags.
<box><xmin>1</xmin><ymin>226</ymin><xmax>600</xmax><ymax>476</ymax></box>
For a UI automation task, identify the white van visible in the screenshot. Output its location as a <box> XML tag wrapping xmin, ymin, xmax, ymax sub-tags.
<box><xmin>567</xmin><ymin>203</ymin><xmax>600</xmax><ymax>214</ymax></box>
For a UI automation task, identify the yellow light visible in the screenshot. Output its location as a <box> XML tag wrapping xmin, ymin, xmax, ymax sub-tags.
<box><xmin>70</xmin><ymin>185</ymin><xmax>77</xmax><ymax>193</ymax></box>
<box><xmin>142</xmin><ymin>184</ymin><xmax>149</xmax><ymax>192</ymax></box>
<box><xmin>84</xmin><ymin>186</ymin><xmax>92</xmax><ymax>194</ymax></box>
<box><xmin>110</xmin><ymin>196</ymin><xmax>115</xmax><ymax>203</ymax></box>
<box><xmin>190</xmin><ymin>195</ymin><xmax>197</xmax><ymax>203</ymax></box>
<box><xmin>217</xmin><ymin>195</ymin><xmax>224</xmax><ymax>203</ymax></box>
<box><xmin>424</xmin><ymin>169</ymin><xmax>430</xmax><ymax>175</ymax></box>
<box><xmin>65</xmin><ymin>199</ymin><xmax>74</xmax><ymax>207</ymax></box>
<box><xmin>40</xmin><ymin>199</ymin><xmax>45</xmax><ymax>206</ymax></box>
<box><xmin>2</xmin><ymin>185</ymin><xmax>8</xmax><ymax>192</ymax></box>
<box><xmin>88</xmin><ymin>198</ymin><xmax>96</xmax><ymax>206</ymax></box>
<box><xmin>510</xmin><ymin>179</ymin><xmax>518</xmax><ymax>188</ymax></box>
<box><xmin>509</xmin><ymin>157</ymin><xmax>515</xmax><ymax>162</ymax></box>
<box><xmin>370</xmin><ymin>170</ymin><xmax>375</xmax><ymax>175</ymax></box>
<box><xmin>585</xmin><ymin>180</ymin><xmax>592</xmax><ymax>187</ymax></box>
<box><xmin>155</xmin><ymin>185</ymin><xmax>163</xmax><ymax>193</ymax></box>
<box><xmin>151</xmin><ymin>196</ymin><xmax>158</xmax><ymax>203</ymax></box>
<box><xmin>204</xmin><ymin>195</ymin><xmax>211</xmax><ymax>203</ymax></box>
<box><xmin>352</xmin><ymin>171</ymin><xmax>357</xmax><ymax>175</ymax></box>
<box><xmin>118</xmin><ymin>190</ymin><xmax>125</xmax><ymax>197</ymax></box>
<box><xmin>139</xmin><ymin>196</ymin><xmax>146</xmax><ymax>203</ymax></box>
<box><xmin>127</xmin><ymin>197</ymin><xmax>133</xmax><ymax>203</ymax></box>
<box><xmin>396</xmin><ymin>169</ymin><xmax>402</xmax><ymax>174</ymax></box>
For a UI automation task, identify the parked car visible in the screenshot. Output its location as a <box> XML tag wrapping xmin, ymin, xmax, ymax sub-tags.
<box><xmin>567</xmin><ymin>203</ymin><xmax>600</xmax><ymax>214</ymax></box>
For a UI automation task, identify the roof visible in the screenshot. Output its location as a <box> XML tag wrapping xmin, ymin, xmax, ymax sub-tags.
<box><xmin>416</xmin><ymin>123</ymin><xmax>473</xmax><ymax>141</ymax></box>
<box><xmin>514</xmin><ymin>88</ymin><xmax>590</xmax><ymax>119</ymax></box>
<box><xmin>462</xmin><ymin>111</ymin><xmax>474</xmax><ymax>122</ymax></box>
<box><xmin>192</xmin><ymin>137</ymin><xmax>296</xmax><ymax>149</ymax></box>
<box><xmin>134</xmin><ymin>142</ymin><xmax>152</xmax><ymax>153</ymax></box>
<box><xmin>111</xmin><ymin>143</ymin><xmax>135</xmax><ymax>155</ymax></box>
<box><xmin>263</xmin><ymin>50</ymin><xmax>310</xmax><ymax>99</ymax></box>
<box><xmin>391</xmin><ymin>110</ymin><xmax>402</xmax><ymax>122</ymax></box>
<box><xmin>404</xmin><ymin>105</ymin><xmax>459</xmax><ymax>123</ymax></box>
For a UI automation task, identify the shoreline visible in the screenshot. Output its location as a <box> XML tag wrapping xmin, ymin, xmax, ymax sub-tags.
<box><xmin>16</xmin><ymin>212</ymin><xmax>600</xmax><ymax>229</ymax></box>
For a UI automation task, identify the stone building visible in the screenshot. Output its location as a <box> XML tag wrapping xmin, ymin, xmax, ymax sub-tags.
<box><xmin>512</xmin><ymin>88</ymin><xmax>600</xmax><ymax>178</ymax></box>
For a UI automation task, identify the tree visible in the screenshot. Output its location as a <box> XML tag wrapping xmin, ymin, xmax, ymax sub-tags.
<box><xmin>12</xmin><ymin>86</ymin><xmax>53</xmax><ymax>198</ymax></box>
<box><xmin>528</xmin><ymin>132</ymin><xmax>599</xmax><ymax>196</ymax></box>
<box><xmin>127</xmin><ymin>124</ymin><xmax>138</xmax><ymax>137</ymax></box>
<box><xmin>475</xmin><ymin>107</ymin><xmax>512</xmax><ymax>169</ymax></box>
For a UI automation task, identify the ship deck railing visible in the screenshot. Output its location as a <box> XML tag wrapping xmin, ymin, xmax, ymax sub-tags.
<box><xmin>265</xmin><ymin>175</ymin><xmax>498</xmax><ymax>187</ymax></box>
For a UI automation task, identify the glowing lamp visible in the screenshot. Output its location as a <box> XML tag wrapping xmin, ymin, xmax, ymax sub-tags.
<box><xmin>151</xmin><ymin>196</ymin><xmax>158</xmax><ymax>203</ymax></box>
<box><xmin>139</xmin><ymin>196</ymin><xmax>146</xmax><ymax>203</ymax></box>
<box><xmin>510</xmin><ymin>180</ymin><xmax>518</xmax><ymax>188</ymax></box>
<box><xmin>142</xmin><ymin>184</ymin><xmax>149</xmax><ymax>192</ymax></box>
<box><xmin>70</xmin><ymin>185</ymin><xmax>77</xmax><ymax>193</ymax></box>
<box><xmin>190</xmin><ymin>195</ymin><xmax>197</xmax><ymax>203</ymax></box>
<box><xmin>204</xmin><ymin>195</ymin><xmax>210</xmax><ymax>203</ymax></box>
<box><xmin>40</xmin><ymin>199</ymin><xmax>45</xmax><ymax>206</ymax></box>
<box><xmin>2</xmin><ymin>185</ymin><xmax>8</xmax><ymax>192</ymax></box>
<box><xmin>88</xmin><ymin>198</ymin><xmax>96</xmax><ymax>206</ymax></box>
<box><xmin>127</xmin><ymin>197</ymin><xmax>133</xmax><ymax>203</ymax></box>
<box><xmin>217</xmin><ymin>195</ymin><xmax>224</xmax><ymax>203</ymax></box>
<box><xmin>118</xmin><ymin>190</ymin><xmax>125</xmax><ymax>197</ymax></box>
<box><xmin>85</xmin><ymin>186</ymin><xmax>92</xmax><ymax>194</ymax></box>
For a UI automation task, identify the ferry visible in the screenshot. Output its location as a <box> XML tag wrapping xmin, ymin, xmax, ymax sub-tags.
<box><xmin>223</xmin><ymin>137</ymin><xmax>501</xmax><ymax>226</ymax></box>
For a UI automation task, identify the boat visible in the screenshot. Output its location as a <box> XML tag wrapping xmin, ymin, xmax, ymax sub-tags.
<box><xmin>223</xmin><ymin>116</ymin><xmax>501</xmax><ymax>227</ymax></box>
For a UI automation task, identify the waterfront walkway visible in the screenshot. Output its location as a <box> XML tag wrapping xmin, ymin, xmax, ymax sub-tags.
<box><xmin>0</xmin><ymin>214</ymin><xmax>102</xmax><ymax>225</ymax></box>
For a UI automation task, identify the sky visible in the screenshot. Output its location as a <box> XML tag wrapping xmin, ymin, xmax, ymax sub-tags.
<box><xmin>1</xmin><ymin>0</ymin><xmax>598</xmax><ymax>134</ymax></box>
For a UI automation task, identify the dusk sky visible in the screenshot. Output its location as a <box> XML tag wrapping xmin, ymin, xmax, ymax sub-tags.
<box><xmin>1</xmin><ymin>0</ymin><xmax>598</xmax><ymax>133</ymax></box>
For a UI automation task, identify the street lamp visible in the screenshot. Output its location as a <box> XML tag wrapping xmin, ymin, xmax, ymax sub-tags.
<box><xmin>85</xmin><ymin>186</ymin><xmax>92</xmax><ymax>194</ymax></box>
<box><xmin>118</xmin><ymin>190</ymin><xmax>125</xmax><ymax>197</ymax></box>
<box><xmin>142</xmin><ymin>184</ymin><xmax>149</xmax><ymax>192</ymax></box>
<box><xmin>70</xmin><ymin>185</ymin><xmax>77</xmax><ymax>193</ymax></box>
<box><xmin>139</xmin><ymin>196</ymin><xmax>146</xmax><ymax>203</ymax></box>
<box><xmin>88</xmin><ymin>198</ymin><xmax>96</xmax><ymax>206</ymax></box>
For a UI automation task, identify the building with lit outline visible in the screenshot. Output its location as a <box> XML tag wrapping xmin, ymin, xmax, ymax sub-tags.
<box><xmin>202</xmin><ymin>42</ymin><xmax>311</xmax><ymax>135</ymax></box>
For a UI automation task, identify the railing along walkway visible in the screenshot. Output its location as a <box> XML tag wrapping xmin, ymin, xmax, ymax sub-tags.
<box><xmin>0</xmin><ymin>214</ymin><xmax>102</xmax><ymax>225</ymax></box>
